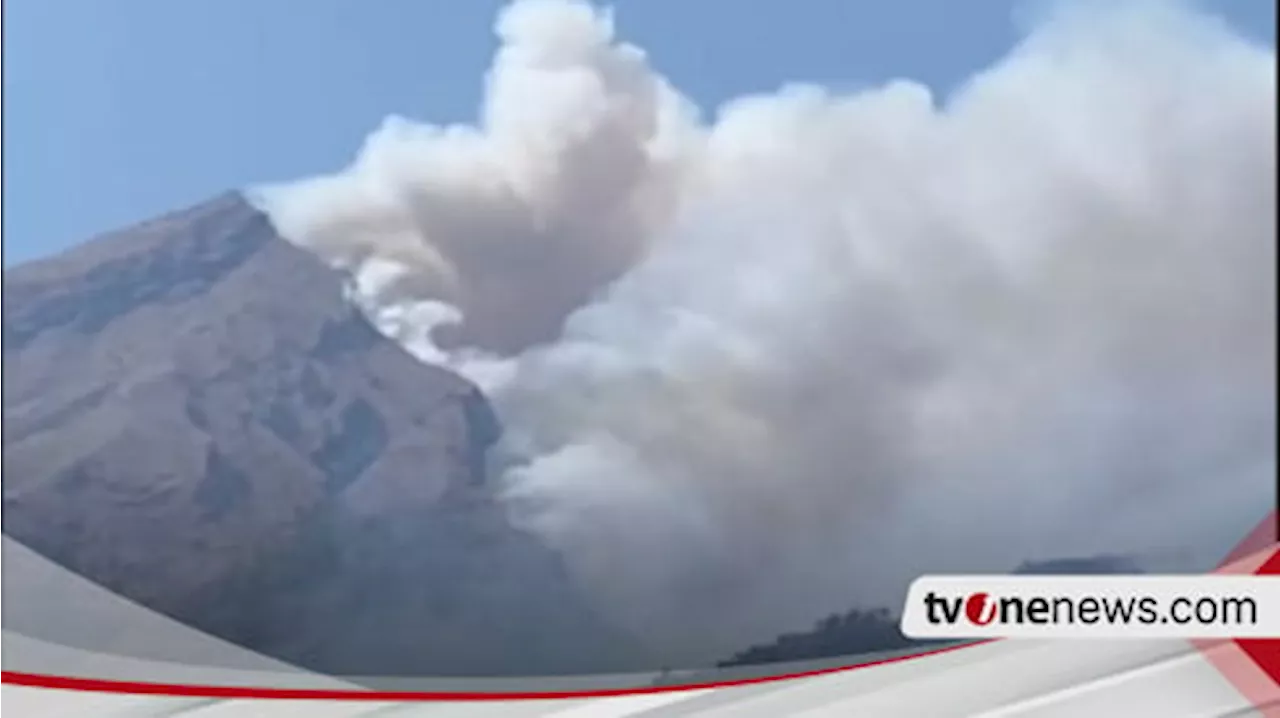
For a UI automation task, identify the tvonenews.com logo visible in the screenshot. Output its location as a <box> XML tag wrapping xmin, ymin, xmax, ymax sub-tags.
<box><xmin>900</xmin><ymin>576</ymin><xmax>1280</xmax><ymax>639</ymax></box>
<box><xmin>922</xmin><ymin>590</ymin><xmax>1255</xmax><ymax>627</ymax></box>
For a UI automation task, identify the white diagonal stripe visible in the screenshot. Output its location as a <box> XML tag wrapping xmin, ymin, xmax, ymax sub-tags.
<box><xmin>538</xmin><ymin>690</ymin><xmax>714</xmax><ymax>718</ymax></box>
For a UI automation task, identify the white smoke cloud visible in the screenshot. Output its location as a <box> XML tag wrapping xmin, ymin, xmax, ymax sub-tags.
<box><xmin>251</xmin><ymin>0</ymin><xmax>1276</xmax><ymax>660</ymax></box>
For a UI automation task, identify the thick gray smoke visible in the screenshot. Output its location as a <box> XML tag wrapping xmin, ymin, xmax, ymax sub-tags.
<box><xmin>252</xmin><ymin>0</ymin><xmax>1276</xmax><ymax>659</ymax></box>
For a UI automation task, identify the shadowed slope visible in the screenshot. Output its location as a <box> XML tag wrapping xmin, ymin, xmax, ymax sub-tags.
<box><xmin>1</xmin><ymin>193</ymin><xmax>645</xmax><ymax>676</ymax></box>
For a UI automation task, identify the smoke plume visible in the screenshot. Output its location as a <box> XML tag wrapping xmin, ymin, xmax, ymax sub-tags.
<box><xmin>251</xmin><ymin>0</ymin><xmax>1276</xmax><ymax>660</ymax></box>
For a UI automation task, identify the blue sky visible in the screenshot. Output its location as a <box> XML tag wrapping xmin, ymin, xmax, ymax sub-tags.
<box><xmin>3</xmin><ymin>0</ymin><xmax>1275</xmax><ymax>266</ymax></box>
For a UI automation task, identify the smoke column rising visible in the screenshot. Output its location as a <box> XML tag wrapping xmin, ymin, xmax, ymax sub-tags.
<box><xmin>252</xmin><ymin>0</ymin><xmax>1276</xmax><ymax>659</ymax></box>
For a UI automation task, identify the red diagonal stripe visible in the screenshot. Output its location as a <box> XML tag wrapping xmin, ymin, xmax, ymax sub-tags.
<box><xmin>1237</xmin><ymin>549</ymin><xmax>1280</xmax><ymax>686</ymax></box>
<box><xmin>1220</xmin><ymin>511</ymin><xmax>1279</xmax><ymax>568</ymax></box>
<box><xmin>1201</xmin><ymin>511</ymin><xmax>1280</xmax><ymax>714</ymax></box>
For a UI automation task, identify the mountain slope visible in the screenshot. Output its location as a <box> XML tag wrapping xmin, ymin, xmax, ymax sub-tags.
<box><xmin>1</xmin><ymin>193</ymin><xmax>644</xmax><ymax>676</ymax></box>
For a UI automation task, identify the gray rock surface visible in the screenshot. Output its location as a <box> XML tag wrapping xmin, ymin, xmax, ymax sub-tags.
<box><xmin>1</xmin><ymin>193</ymin><xmax>645</xmax><ymax>677</ymax></box>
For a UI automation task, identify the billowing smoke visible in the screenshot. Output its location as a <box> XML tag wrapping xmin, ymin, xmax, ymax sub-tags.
<box><xmin>251</xmin><ymin>0</ymin><xmax>1276</xmax><ymax>660</ymax></box>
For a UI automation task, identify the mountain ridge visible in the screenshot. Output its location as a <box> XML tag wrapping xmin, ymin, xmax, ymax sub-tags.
<box><xmin>1</xmin><ymin>191</ymin><xmax>647</xmax><ymax>676</ymax></box>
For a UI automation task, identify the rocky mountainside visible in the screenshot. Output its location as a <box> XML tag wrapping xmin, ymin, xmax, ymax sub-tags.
<box><xmin>1</xmin><ymin>193</ymin><xmax>644</xmax><ymax>676</ymax></box>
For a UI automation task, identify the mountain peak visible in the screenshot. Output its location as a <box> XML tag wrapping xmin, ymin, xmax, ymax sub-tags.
<box><xmin>2</xmin><ymin>193</ymin><xmax>643</xmax><ymax>676</ymax></box>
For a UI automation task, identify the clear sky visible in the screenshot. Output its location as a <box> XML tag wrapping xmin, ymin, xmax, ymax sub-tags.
<box><xmin>3</xmin><ymin>0</ymin><xmax>1275</xmax><ymax>266</ymax></box>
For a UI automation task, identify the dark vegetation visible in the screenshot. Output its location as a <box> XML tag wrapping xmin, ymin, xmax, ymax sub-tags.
<box><xmin>719</xmin><ymin>607</ymin><xmax>917</xmax><ymax>668</ymax></box>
